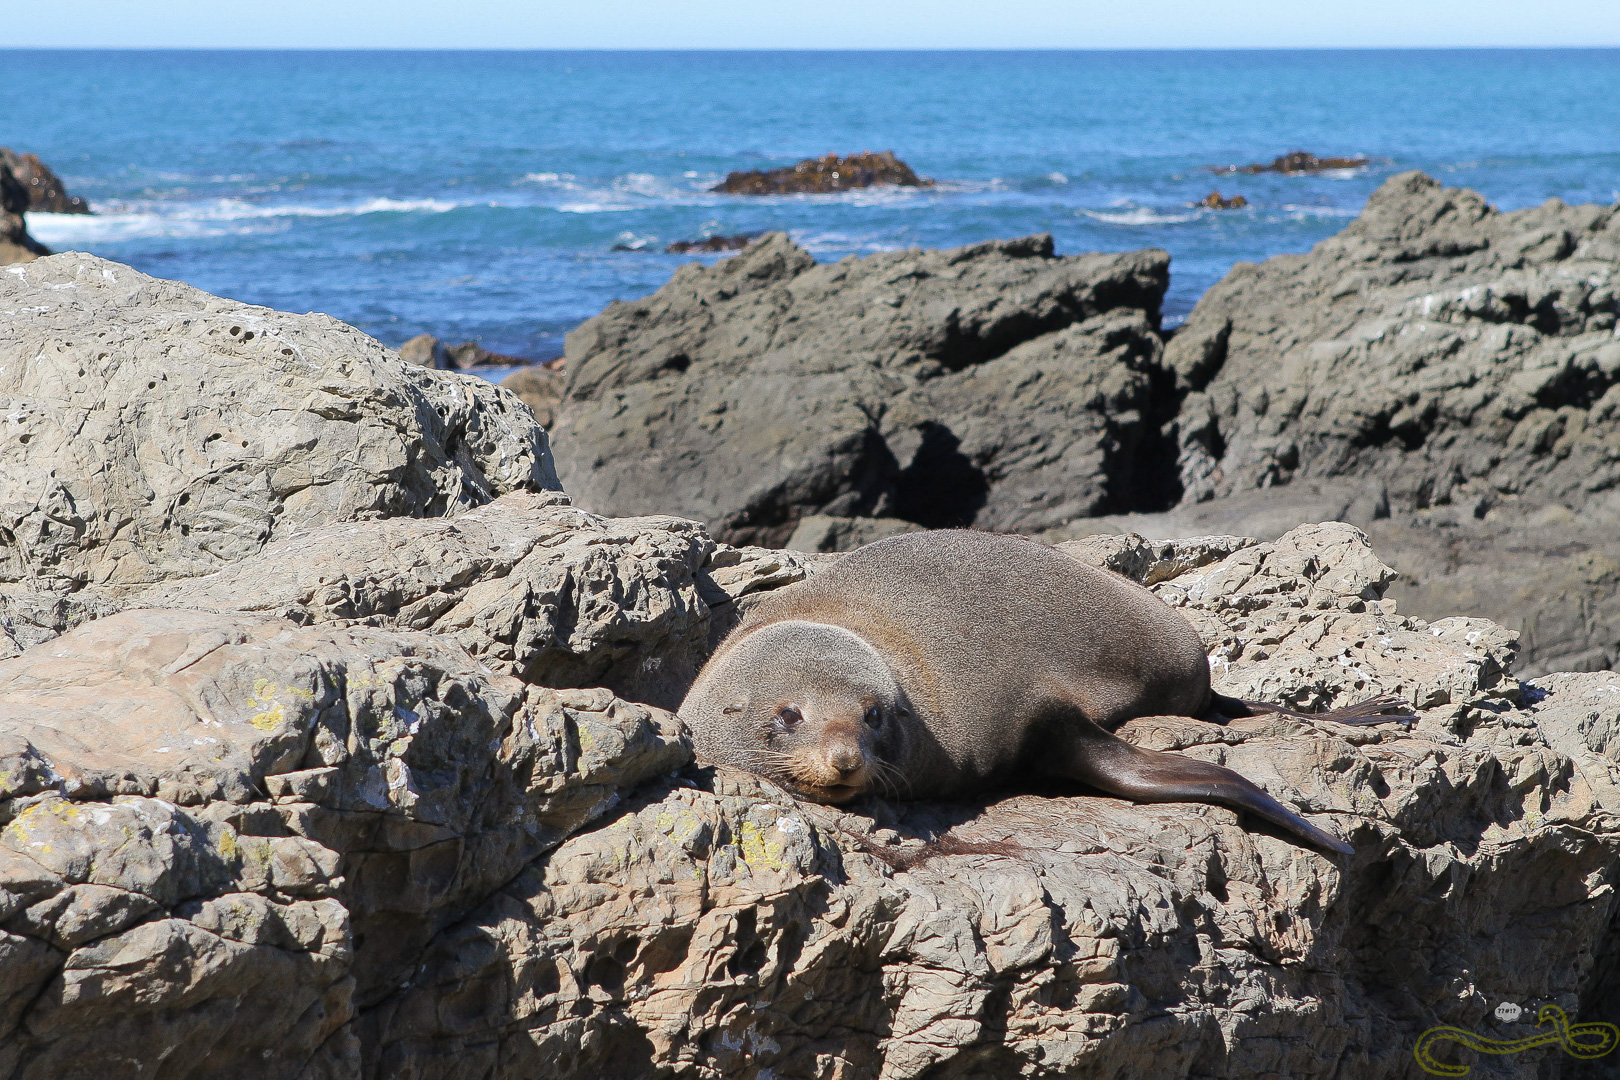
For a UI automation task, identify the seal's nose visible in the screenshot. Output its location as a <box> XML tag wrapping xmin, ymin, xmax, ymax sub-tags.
<box><xmin>828</xmin><ymin>743</ymin><xmax>864</xmax><ymax>778</ymax></box>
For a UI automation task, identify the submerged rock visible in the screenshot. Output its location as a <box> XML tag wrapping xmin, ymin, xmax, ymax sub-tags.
<box><xmin>1213</xmin><ymin>150</ymin><xmax>1370</xmax><ymax>174</ymax></box>
<box><xmin>713</xmin><ymin>150</ymin><xmax>932</xmax><ymax>195</ymax></box>
<box><xmin>553</xmin><ymin>231</ymin><xmax>1172</xmax><ymax>545</ymax></box>
<box><xmin>1199</xmin><ymin>190</ymin><xmax>1248</xmax><ymax>209</ymax></box>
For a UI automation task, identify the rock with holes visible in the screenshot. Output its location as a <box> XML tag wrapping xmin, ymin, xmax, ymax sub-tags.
<box><xmin>552</xmin><ymin>232</ymin><xmax>1171</xmax><ymax>545</ymax></box>
<box><xmin>0</xmin><ymin>253</ymin><xmax>558</xmax><ymax>639</ymax></box>
<box><xmin>0</xmin><ymin>606</ymin><xmax>689</xmax><ymax>1078</ymax></box>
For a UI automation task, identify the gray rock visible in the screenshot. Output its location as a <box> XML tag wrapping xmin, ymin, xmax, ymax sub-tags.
<box><xmin>0</xmin><ymin>254</ymin><xmax>558</xmax><ymax>615</ymax></box>
<box><xmin>552</xmin><ymin>232</ymin><xmax>1172</xmax><ymax>545</ymax></box>
<box><xmin>366</xmin><ymin>523</ymin><xmax>1620</xmax><ymax>1080</ymax></box>
<box><xmin>0</xmin><ymin>607</ymin><xmax>690</xmax><ymax>1074</ymax></box>
<box><xmin>1167</xmin><ymin>170</ymin><xmax>1620</xmax><ymax>511</ymax></box>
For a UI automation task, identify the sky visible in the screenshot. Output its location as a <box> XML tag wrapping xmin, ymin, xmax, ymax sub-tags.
<box><xmin>6</xmin><ymin>0</ymin><xmax>1620</xmax><ymax>50</ymax></box>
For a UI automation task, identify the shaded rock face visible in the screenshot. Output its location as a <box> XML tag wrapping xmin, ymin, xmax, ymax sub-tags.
<box><xmin>0</xmin><ymin>149</ymin><xmax>90</xmax><ymax>214</ymax></box>
<box><xmin>713</xmin><ymin>151</ymin><xmax>931</xmax><ymax>195</ymax></box>
<box><xmin>553</xmin><ymin>232</ymin><xmax>1173</xmax><ymax>545</ymax></box>
<box><xmin>1121</xmin><ymin>170</ymin><xmax>1620</xmax><ymax>677</ymax></box>
<box><xmin>0</xmin><ymin>253</ymin><xmax>558</xmax><ymax>608</ymax></box>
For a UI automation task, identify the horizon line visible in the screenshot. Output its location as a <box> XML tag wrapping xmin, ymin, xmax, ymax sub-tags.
<box><xmin>4</xmin><ymin>44</ymin><xmax>1620</xmax><ymax>52</ymax></box>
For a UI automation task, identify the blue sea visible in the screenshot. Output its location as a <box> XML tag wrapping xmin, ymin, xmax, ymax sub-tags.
<box><xmin>7</xmin><ymin>49</ymin><xmax>1619</xmax><ymax>361</ymax></box>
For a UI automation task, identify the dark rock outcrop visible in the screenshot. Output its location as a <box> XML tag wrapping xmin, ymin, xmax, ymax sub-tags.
<box><xmin>1213</xmin><ymin>150</ymin><xmax>1370</xmax><ymax>174</ymax></box>
<box><xmin>1042</xmin><ymin>170</ymin><xmax>1620</xmax><ymax>677</ymax></box>
<box><xmin>0</xmin><ymin>160</ymin><xmax>49</xmax><ymax>266</ymax></box>
<box><xmin>552</xmin><ymin>232</ymin><xmax>1173</xmax><ymax>545</ymax></box>
<box><xmin>713</xmin><ymin>150</ymin><xmax>932</xmax><ymax>195</ymax></box>
<box><xmin>0</xmin><ymin>149</ymin><xmax>90</xmax><ymax>214</ymax></box>
<box><xmin>1200</xmin><ymin>190</ymin><xmax>1247</xmax><ymax>209</ymax></box>
<box><xmin>666</xmin><ymin>232</ymin><xmax>760</xmax><ymax>253</ymax></box>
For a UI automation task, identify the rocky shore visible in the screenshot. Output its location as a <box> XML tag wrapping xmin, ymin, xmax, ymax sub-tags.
<box><xmin>4</xmin><ymin>170</ymin><xmax>1620</xmax><ymax>1078</ymax></box>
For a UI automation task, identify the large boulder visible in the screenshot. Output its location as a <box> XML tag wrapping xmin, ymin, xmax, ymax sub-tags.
<box><xmin>1043</xmin><ymin>173</ymin><xmax>1620</xmax><ymax>677</ymax></box>
<box><xmin>1167</xmin><ymin>170</ymin><xmax>1620</xmax><ymax>510</ymax></box>
<box><xmin>553</xmin><ymin>233</ymin><xmax>1173</xmax><ymax>545</ymax></box>
<box><xmin>363</xmin><ymin>524</ymin><xmax>1620</xmax><ymax>1079</ymax></box>
<box><xmin>0</xmin><ymin>607</ymin><xmax>688</xmax><ymax>1078</ymax></box>
<box><xmin>0</xmin><ymin>254</ymin><xmax>559</xmax><ymax>611</ymax></box>
<box><xmin>7</xmin><ymin>522</ymin><xmax>1620</xmax><ymax>1079</ymax></box>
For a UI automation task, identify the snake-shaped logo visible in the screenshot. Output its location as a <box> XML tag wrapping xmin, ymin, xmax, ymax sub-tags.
<box><xmin>1414</xmin><ymin>1005</ymin><xmax>1620</xmax><ymax>1076</ymax></box>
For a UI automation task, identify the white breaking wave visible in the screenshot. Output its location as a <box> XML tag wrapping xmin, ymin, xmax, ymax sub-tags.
<box><xmin>25</xmin><ymin>197</ymin><xmax>460</xmax><ymax>243</ymax></box>
<box><xmin>1080</xmin><ymin>206</ymin><xmax>1199</xmax><ymax>226</ymax></box>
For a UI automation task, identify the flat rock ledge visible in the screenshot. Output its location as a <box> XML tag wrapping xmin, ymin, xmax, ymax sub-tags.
<box><xmin>5</xmin><ymin>521</ymin><xmax>1620</xmax><ymax>1080</ymax></box>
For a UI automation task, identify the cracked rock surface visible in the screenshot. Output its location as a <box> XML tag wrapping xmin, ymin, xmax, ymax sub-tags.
<box><xmin>311</xmin><ymin>524</ymin><xmax>1620</xmax><ymax>1080</ymax></box>
<box><xmin>0</xmin><ymin>253</ymin><xmax>559</xmax><ymax>654</ymax></box>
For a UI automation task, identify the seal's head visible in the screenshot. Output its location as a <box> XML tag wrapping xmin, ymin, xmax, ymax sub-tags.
<box><xmin>680</xmin><ymin>620</ymin><xmax>911</xmax><ymax>803</ymax></box>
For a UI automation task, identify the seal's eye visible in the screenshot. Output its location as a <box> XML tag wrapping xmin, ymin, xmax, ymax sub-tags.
<box><xmin>864</xmin><ymin>705</ymin><xmax>882</xmax><ymax>728</ymax></box>
<box><xmin>777</xmin><ymin>705</ymin><xmax>803</xmax><ymax>728</ymax></box>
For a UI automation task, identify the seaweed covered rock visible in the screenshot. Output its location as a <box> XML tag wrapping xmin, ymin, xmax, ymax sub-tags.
<box><xmin>553</xmin><ymin>232</ymin><xmax>1173</xmax><ymax>545</ymax></box>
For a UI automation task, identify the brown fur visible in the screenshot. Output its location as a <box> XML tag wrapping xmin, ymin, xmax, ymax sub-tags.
<box><xmin>681</xmin><ymin>530</ymin><xmax>1404</xmax><ymax>855</ymax></box>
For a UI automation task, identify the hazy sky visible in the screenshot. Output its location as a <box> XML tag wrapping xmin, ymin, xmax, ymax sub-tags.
<box><xmin>7</xmin><ymin>0</ymin><xmax>1620</xmax><ymax>49</ymax></box>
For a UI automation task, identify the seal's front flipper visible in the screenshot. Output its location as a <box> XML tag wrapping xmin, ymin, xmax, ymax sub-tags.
<box><xmin>1048</xmin><ymin>724</ymin><xmax>1354</xmax><ymax>856</ymax></box>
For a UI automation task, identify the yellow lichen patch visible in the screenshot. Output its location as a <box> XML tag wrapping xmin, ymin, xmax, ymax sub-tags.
<box><xmin>216</xmin><ymin>825</ymin><xmax>241</xmax><ymax>860</ymax></box>
<box><xmin>250</xmin><ymin>702</ymin><xmax>287</xmax><ymax>731</ymax></box>
<box><xmin>738</xmin><ymin>820</ymin><xmax>787</xmax><ymax>872</ymax></box>
<box><xmin>247</xmin><ymin>678</ymin><xmax>290</xmax><ymax>731</ymax></box>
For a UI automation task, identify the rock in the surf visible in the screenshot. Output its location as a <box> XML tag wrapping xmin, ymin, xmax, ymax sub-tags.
<box><xmin>666</xmin><ymin>232</ymin><xmax>760</xmax><ymax>253</ymax></box>
<box><xmin>713</xmin><ymin>150</ymin><xmax>932</xmax><ymax>195</ymax></box>
<box><xmin>1212</xmin><ymin>150</ymin><xmax>1370</xmax><ymax>174</ymax></box>
<box><xmin>0</xmin><ymin>159</ymin><xmax>50</xmax><ymax>266</ymax></box>
<box><xmin>0</xmin><ymin>148</ymin><xmax>91</xmax><ymax>214</ymax></box>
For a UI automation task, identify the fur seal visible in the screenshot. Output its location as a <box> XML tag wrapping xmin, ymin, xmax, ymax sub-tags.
<box><xmin>680</xmin><ymin>529</ymin><xmax>1412</xmax><ymax>855</ymax></box>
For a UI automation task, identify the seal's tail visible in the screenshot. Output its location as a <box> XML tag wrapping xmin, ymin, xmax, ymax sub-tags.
<box><xmin>1211</xmin><ymin>692</ymin><xmax>1417</xmax><ymax>727</ymax></box>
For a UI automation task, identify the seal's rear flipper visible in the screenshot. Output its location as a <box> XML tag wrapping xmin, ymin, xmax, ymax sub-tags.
<box><xmin>1210</xmin><ymin>692</ymin><xmax>1417</xmax><ymax>727</ymax></box>
<box><xmin>1049</xmin><ymin>724</ymin><xmax>1355</xmax><ymax>856</ymax></box>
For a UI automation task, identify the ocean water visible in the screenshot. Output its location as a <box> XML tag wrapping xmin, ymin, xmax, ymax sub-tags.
<box><xmin>7</xmin><ymin>49</ymin><xmax>1619</xmax><ymax>361</ymax></box>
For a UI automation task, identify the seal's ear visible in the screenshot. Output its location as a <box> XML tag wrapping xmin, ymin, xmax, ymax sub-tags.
<box><xmin>721</xmin><ymin>700</ymin><xmax>747</xmax><ymax>715</ymax></box>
